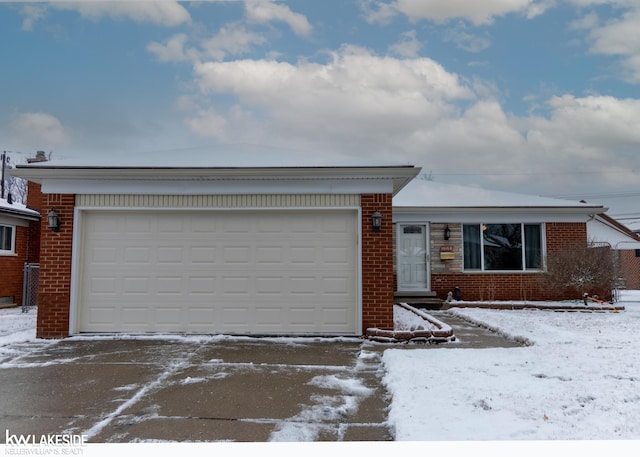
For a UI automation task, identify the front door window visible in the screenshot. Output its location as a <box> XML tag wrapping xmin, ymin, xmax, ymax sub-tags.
<box><xmin>398</xmin><ymin>224</ymin><xmax>429</xmax><ymax>290</ymax></box>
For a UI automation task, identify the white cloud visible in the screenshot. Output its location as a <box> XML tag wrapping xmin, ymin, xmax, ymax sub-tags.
<box><xmin>147</xmin><ymin>33</ymin><xmax>194</xmax><ymax>63</ymax></box>
<box><xmin>18</xmin><ymin>0</ymin><xmax>191</xmax><ymax>28</ymax></box>
<box><xmin>201</xmin><ymin>22</ymin><xmax>267</xmax><ymax>61</ymax></box>
<box><xmin>245</xmin><ymin>0</ymin><xmax>313</xmax><ymax>37</ymax></box>
<box><xmin>360</xmin><ymin>0</ymin><xmax>399</xmax><ymax>25</ymax></box>
<box><xmin>189</xmin><ymin>46</ymin><xmax>475</xmax><ymax>159</ymax></box>
<box><xmin>535</xmin><ymin>94</ymin><xmax>640</xmax><ymax>151</ymax></box>
<box><xmin>569</xmin><ymin>11</ymin><xmax>599</xmax><ymax>31</ymax></box>
<box><xmin>587</xmin><ymin>7</ymin><xmax>640</xmax><ymax>82</ymax></box>
<box><xmin>388</xmin><ymin>30</ymin><xmax>423</xmax><ymax>57</ymax></box>
<box><xmin>184</xmin><ymin>107</ymin><xmax>229</xmax><ymax>141</ymax></box>
<box><xmin>388</xmin><ymin>0</ymin><xmax>535</xmax><ymax>25</ymax></box>
<box><xmin>8</xmin><ymin>112</ymin><xmax>70</xmax><ymax>151</ymax></box>
<box><xmin>443</xmin><ymin>22</ymin><xmax>491</xmax><ymax>52</ymax></box>
<box><xmin>179</xmin><ymin>44</ymin><xmax>640</xmax><ymax>197</ymax></box>
<box><xmin>20</xmin><ymin>4</ymin><xmax>47</xmax><ymax>31</ymax></box>
<box><xmin>148</xmin><ymin>24</ymin><xmax>266</xmax><ymax>63</ymax></box>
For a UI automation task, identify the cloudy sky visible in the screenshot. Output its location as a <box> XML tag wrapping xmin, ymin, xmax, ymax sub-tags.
<box><xmin>1</xmin><ymin>0</ymin><xmax>639</xmax><ymax>225</ymax></box>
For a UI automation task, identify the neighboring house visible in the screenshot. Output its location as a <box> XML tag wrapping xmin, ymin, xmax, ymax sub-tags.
<box><xmin>393</xmin><ymin>179</ymin><xmax>606</xmax><ymax>302</ymax></box>
<box><xmin>12</xmin><ymin>162</ymin><xmax>620</xmax><ymax>338</ymax></box>
<box><xmin>587</xmin><ymin>213</ymin><xmax>640</xmax><ymax>290</ymax></box>
<box><xmin>0</xmin><ymin>195</ymin><xmax>41</xmax><ymax>307</ymax></box>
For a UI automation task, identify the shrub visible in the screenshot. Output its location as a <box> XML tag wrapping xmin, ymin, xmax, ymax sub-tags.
<box><xmin>544</xmin><ymin>242</ymin><xmax>619</xmax><ymax>301</ymax></box>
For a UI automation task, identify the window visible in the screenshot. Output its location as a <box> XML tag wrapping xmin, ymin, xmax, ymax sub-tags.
<box><xmin>463</xmin><ymin>223</ymin><xmax>543</xmax><ymax>271</ymax></box>
<box><xmin>0</xmin><ymin>225</ymin><xmax>15</xmax><ymax>254</ymax></box>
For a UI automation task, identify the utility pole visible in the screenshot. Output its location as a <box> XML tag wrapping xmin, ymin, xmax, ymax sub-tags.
<box><xmin>1</xmin><ymin>151</ymin><xmax>6</xmax><ymax>199</ymax></box>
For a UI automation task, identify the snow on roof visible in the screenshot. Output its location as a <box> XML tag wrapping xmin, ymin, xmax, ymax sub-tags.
<box><xmin>0</xmin><ymin>197</ymin><xmax>40</xmax><ymax>218</ymax></box>
<box><xmin>37</xmin><ymin>145</ymin><xmax>407</xmax><ymax>168</ymax></box>
<box><xmin>393</xmin><ymin>178</ymin><xmax>604</xmax><ymax>209</ymax></box>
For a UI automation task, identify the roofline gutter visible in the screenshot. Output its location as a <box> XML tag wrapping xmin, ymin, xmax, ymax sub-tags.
<box><xmin>393</xmin><ymin>205</ymin><xmax>607</xmax><ymax>215</ymax></box>
<box><xmin>0</xmin><ymin>207</ymin><xmax>41</xmax><ymax>221</ymax></box>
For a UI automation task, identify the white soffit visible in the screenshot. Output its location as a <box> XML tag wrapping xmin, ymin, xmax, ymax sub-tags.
<box><xmin>12</xmin><ymin>166</ymin><xmax>419</xmax><ymax>196</ymax></box>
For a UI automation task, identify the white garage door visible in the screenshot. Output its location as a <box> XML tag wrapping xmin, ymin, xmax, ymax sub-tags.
<box><xmin>77</xmin><ymin>210</ymin><xmax>359</xmax><ymax>335</ymax></box>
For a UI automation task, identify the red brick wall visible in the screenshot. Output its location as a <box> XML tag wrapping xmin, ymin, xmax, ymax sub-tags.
<box><xmin>431</xmin><ymin>222</ymin><xmax>588</xmax><ymax>301</ymax></box>
<box><xmin>0</xmin><ymin>182</ymin><xmax>44</xmax><ymax>305</ymax></box>
<box><xmin>545</xmin><ymin>222</ymin><xmax>587</xmax><ymax>253</ymax></box>
<box><xmin>361</xmin><ymin>194</ymin><xmax>394</xmax><ymax>331</ymax></box>
<box><xmin>37</xmin><ymin>194</ymin><xmax>75</xmax><ymax>338</ymax></box>
<box><xmin>26</xmin><ymin>182</ymin><xmax>43</xmax><ymax>263</ymax></box>
<box><xmin>618</xmin><ymin>250</ymin><xmax>640</xmax><ymax>290</ymax></box>
<box><xmin>0</xmin><ymin>225</ymin><xmax>29</xmax><ymax>305</ymax></box>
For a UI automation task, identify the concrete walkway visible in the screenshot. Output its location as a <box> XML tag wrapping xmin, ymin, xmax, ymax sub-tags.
<box><xmin>0</xmin><ymin>311</ymin><xmax>520</xmax><ymax>443</ymax></box>
<box><xmin>0</xmin><ymin>338</ymin><xmax>392</xmax><ymax>443</ymax></box>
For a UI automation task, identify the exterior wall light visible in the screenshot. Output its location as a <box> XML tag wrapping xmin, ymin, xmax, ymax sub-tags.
<box><xmin>444</xmin><ymin>225</ymin><xmax>451</xmax><ymax>240</ymax></box>
<box><xmin>371</xmin><ymin>210</ymin><xmax>382</xmax><ymax>232</ymax></box>
<box><xmin>47</xmin><ymin>207</ymin><xmax>60</xmax><ymax>232</ymax></box>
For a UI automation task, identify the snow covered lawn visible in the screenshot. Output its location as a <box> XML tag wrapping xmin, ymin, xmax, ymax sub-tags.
<box><xmin>382</xmin><ymin>290</ymin><xmax>640</xmax><ymax>440</ymax></box>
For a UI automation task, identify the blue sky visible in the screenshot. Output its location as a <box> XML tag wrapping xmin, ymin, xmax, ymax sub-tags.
<box><xmin>0</xmin><ymin>1</ymin><xmax>639</xmax><ymax>225</ymax></box>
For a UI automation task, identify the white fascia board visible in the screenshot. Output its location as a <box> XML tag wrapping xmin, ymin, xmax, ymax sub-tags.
<box><xmin>41</xmin><ymin>178</ymin><xmax>394</xmax><ymax>195</ymax></box>
<box><xmin>0</xmin><ymin>214</ymin><xmax>33</xmax><ymax>227</ymax></box>
<box><xmin>393</xmin><ymin>207</ymin><xmax>601</xmax><ymax>224</ymax></box>
<box><xmin>13</xmin><ymin>165</ymin><xmax>419</xmax><ymax>195</ymax></box>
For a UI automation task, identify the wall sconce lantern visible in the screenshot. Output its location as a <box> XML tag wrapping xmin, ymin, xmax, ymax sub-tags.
<box><xmin>47</xmin><ymin>207</ymin><xmax>60</xmax><ymax>232</ymax></box>
<box><xmin>371</xmin><ymin>210</ymin><xmax>382</xmax><ymax>232</ymax></box>
<box><xmin>444</xmin><ymin>225</ymin><xmax>451</xmax><ymax>240</ymax></box>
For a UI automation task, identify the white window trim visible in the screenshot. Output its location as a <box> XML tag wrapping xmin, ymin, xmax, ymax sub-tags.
<box><xmin>0</xmin><ymin>224</ymin><xmax>16</xmax><ymax>255</ymax></box>
<box><xmin>463</xmin><ymin>222</ymin><xmax>547</xmax><ymax>273</ymax></box>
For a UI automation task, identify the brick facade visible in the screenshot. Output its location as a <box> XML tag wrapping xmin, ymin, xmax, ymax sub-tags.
<box><xmin>0</xmin><ymin>183</ymin><xmax>42</xmax><ymax>306</ymax></box>
<box><xmin>618</xmin><ymin>249</ymin><xmax>640</xmax><ymax>290</ymax></box>
<box><xmin>361</xmin><ymin>193</ymin><xmax>395</xmax><ymax>331</ymax></box>
<box><xmin>36</xmin><ymin>193</ymin><xmax>75</xmax><ymax>338</ymax></box>
<box><xmin>35</xmin><ymin>192</ymin><xmax>397</xmax><ymax>337</ymax></box>
<box><xmin>428</xmin><ymin>222</ymin><xmax>589</xmax><ymax>301</ymax></box>
<box><xmin>0</xmin><ymin>225</ymin><xmax>29</xmax><ymax>305</ymax></box>
<box><xmin>26</xmin><ymin>182</ymin><xmax>43</xmax><ymax>263</ymax></box>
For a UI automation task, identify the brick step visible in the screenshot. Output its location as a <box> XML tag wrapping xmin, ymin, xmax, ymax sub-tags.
<box><xmin>394</xmin><ymin>292</ymin><xmax>446</xmax><ymax>309</ymax></box>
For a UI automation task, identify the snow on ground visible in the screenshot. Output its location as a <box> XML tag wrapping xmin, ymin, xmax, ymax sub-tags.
<box><xmin>383</xmin><ymin>290</ymin><xmax>640</xmax><ymax>441</ymax></box>
<box><xmin>0</xmin><ymin>306</ymin><xmax>41</xmax><ymax>360</ymax></box>
<box><xmin>3</xmin><ymin>293</ymin><xmax>640</xmax><ymax>444</ymax></box>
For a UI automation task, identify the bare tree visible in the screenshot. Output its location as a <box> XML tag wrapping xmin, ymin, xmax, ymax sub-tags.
<box><xmin>7</xmin><ymin>176</ymin><xmax>28</xmax><ymax>204</ymax></box>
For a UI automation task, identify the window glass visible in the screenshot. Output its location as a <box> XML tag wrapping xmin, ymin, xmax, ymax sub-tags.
<box><xmin>524</xmin><ymin>224</ymin><xmax>542</xmax><ymax>269</ymax></box>
<box><xmin>463</xmin><ymin>224</ymin><xmax>481</xmax><ymax>269</ymax></box>
<box><xmin>483</xmin><ymin>224</ymin><xmax>522</xmax><ymax>270</ymax></box>
<box><xmin>0</xmin><ymin>225</ymin><xmax>14</xmax><ymax>252</ymax></box>
<box><xmin>463</xmin><ymin>223</ymin><xmax>543</xmax><ymax>271</ymax></box>
<box><xmin>403</xmin><ymin>226</ymin><xmax>423</xmax><ymax>234</ymax></box>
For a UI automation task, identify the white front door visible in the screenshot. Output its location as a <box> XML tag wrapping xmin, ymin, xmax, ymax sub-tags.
<box><xmin>397</xmin><ymin>224</ymin><xmax>430</xmax><ymax>290</ymax></box>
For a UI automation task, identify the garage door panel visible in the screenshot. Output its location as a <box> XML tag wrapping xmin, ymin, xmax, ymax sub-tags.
<box><xmin>78</xmin><ymin>210</ymin><xmax>358</xmax><ymax>335</ymax></box>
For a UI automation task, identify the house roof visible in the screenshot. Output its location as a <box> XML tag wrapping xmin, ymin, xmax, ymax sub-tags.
<box><xmin>0</xmin><ymin>197</ymin><xmax>40</xmax><ymax>221</ymax></box>
<box><xmin>587</xmin><ymin>214</ymin><xmax>640</xmax><ymax>250</ymax></box>
<box><xmin>11</xmin><ymin>164</ymin><xmax>421</xmax><ymax>196</ymax></box>
<box><xmin>393</xmin><ymin>178</ymin><xmax>606</xmax><ymax>214</ymax></box>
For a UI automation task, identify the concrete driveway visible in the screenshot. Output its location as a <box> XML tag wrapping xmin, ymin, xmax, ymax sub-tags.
<box><xmin>0</xmin><ymin>337</ymin><xmax>392</xmax><ymax>443</ymax></box>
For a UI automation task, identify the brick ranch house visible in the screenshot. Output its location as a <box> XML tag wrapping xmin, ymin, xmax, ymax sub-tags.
<box><xmin>0</xmin><ymin>195</ymin><xmax>40</xmax><ymax>307</ymax></box>
<box><xmin>392</xmin><ymin>179</ymin><xmax>612</xmax><ymax>302</ymax></box>
<box><xmin>12</xmin><ymin>162</ymin><xmax>633</xmax><ymax>339</ymax></box>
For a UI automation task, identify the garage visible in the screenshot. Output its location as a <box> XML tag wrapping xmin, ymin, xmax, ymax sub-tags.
<box><xmin>76</xmin><ymin>209</ymin><xmax>359</xmax><ymax>335</ymax></box>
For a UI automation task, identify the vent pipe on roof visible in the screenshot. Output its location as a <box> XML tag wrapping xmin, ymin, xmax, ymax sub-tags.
<box><xmin>27</xmin><ymin>151</ymin><xmax>48</xmax><ymax>164</ymax></box>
